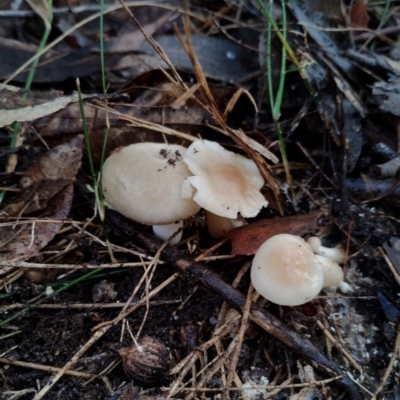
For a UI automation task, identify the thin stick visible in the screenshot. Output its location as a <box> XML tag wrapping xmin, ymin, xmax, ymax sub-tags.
<box><xmin>1</xmin><ymin>300</ymin><xmax>179</xmax><ymax>311</ymax></box>
<box><xmin>0</xmin><ymin>357</ymin><xmax>97</xmax><ymax>379</ymax></box>
<box><xmin>316</xmin><ymin>320</ymin><xmax>364</xmax><ymax>375</ymax></box>
<box><xmin>162</xmin><ymin>375</ymin><xmax>343</xmax><ymax>392</ymax></box>
<box><xmin>223</xmin><ymin>284</ymin><xmax>253</xmax><ymax>397</ymax></box>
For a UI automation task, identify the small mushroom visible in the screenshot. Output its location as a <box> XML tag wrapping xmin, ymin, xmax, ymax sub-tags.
<box><xmin>306</xmin><ymin>236</ymin><xmax>346</xmax><ymax>264</ymax></box>
<box><xmin>250</xmin><ymin>234</ymin><xmax>323</xmax><ymax>306</ymax></box>
<box><xmin>152</xmin><ymin>221</ymin><xmax>183</xmax><ymax>245</ymax></box>
<box><xmin>102</xmin><ymin>143</ymin><xmax>200</xmax><ymax>242</ymax></box>
<box><xmin>182</xmin><ymin>140</ymin><xmax>268</xmax><ymax>219</ymax></box>
<box><xmin>315</xmin><ymin>254</ymin><xmax>344</xmax><ymax>287</ymax></box>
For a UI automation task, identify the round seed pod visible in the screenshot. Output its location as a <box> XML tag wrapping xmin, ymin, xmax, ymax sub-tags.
<box><xmin>118</xmin><ymin>336</ymin><xmax>171</xmax><ymax>384</ymax></box>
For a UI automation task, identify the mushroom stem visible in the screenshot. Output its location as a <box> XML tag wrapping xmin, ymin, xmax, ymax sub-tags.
<box><xmin>152</xmin><ymin>222</ymin><xmax>183</xmax><ymax>245</ymax></box>
<box><xmin>206</xmin><ymin>211</ymin><xmax>247</xmax><ymax>239</ymax></box>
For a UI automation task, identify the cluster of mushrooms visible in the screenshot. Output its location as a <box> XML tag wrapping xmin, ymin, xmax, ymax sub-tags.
<box><xmin>102</xmin><ymin>140</ymin><xmax>348</xmax><ymax>307</ymax></box>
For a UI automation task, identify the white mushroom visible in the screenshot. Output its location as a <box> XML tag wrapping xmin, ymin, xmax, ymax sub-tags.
<box><xmin>250</xmin><ymin>234</ymin><xmax>323</xmax><ymax>306</ymax></box>
<box><xmin>315</xmin><ymin>254</ymin><xmax>344</xmax><ymax>287</ymax></box>
<box><xmin>152</xmin><ymin>221</ymin><xmax>183</xmax><ymax>245</ymax></box>
<box><xmin>339</xmin><ymin>281</ymin><xmax>352</xmax><ymax>294</ymax></box>
<box><xmin>306</xmin><ymin>237</ymin><xmax>346</xmax><ymax>264</ymax></box>
<box><xmin>102</xmin><ymin>143</ymin><xmax>200</xmax><ymax>242</ymax></box>
<box><xmin>182</xmin><ymin>140</ymin><xmax>268</xmax><ymax>219</ymax></box>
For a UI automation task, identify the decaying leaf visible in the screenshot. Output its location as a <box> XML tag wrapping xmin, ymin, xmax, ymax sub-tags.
<box><xmin>229</xmin><ymin>212</ymin><xmax>322</xmax><ymax>255</ymax></box>
<box><xmin>33</xmin><ymin>101</ymin><xmax>121</xmax><ymax>138</ymax></box>
<box><xmin>0</xmin><ymin>85</ymin><xmax>82</xmax><ymax>128</ymax></box>
<box><xmin>34</xmin><ymin>82</ymin><xmax>241</xmax><ymax>137</ymax></box>
<box><xmin>0</xmin><ymin>184</ymin><xmax>74</xmax><ymax>260</ymax></box>
<box><xmin>349</xmin><ymin>0</ymin><xmax>370</xmax><ymax>29</ymax></box>
<box><xmin>0</xmin><ymin>8</ymin><xmax>173</xmax><ymax>84</ymax></box>
<box><xmin>0</xmin><ymin>136</ymin><xmax>83</xmax><ymax>260</ymax></box>
<box><xmin>34</xmin><ymin>83</ymin><xmax>247</xmax><ymax>163</ymax></box>
<box><xmin>139</xmin><ymin>34</ymin><xmax>259</xmax><ymax>83</ymax></box>
<box><xmin>288</xmin><ymin>1</ymin><xmax>354</xmax><ymax>77</ymax></box>
<box><xmin>373</xmin><ymin>81</ymin><xmax>400</xmax><ymax>116</ymax></box>
<box><xmin>1</xmin><ymin>135</ymin><xmax>83</xmax><ymax>217</ymax></box>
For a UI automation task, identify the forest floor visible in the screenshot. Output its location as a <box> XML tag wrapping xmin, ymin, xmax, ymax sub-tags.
<box><xmin>1</xmin><ymin>1</ymin><xmax>400</xmax><ymax>399</ymax></box>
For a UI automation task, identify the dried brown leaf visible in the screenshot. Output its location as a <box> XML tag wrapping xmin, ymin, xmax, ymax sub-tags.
<box><xmin>107</xmin><ymin>10</ymin><xmax>173</xmax><ymax>53</ymax></box>
<box><xmin>349</xmin><ymin>0</ymin><xmax>370</xmax><ymax>29</ymax></box>
<box><xmin>139</xmin><ymin>34</ymin><xmax>258</xmax><ymax>83</ymax></box>
<box><xmin>35</xmin><ymin>83</ymin><xmax>242</xmax><ymax>163</ymax></box>
<box><xmin>34</xmin><ymin>102</ymin><xmax>121</xmax><ymax>138</ymax></box>
<box><xmin>0</xmin><ymin>135</ymin><xmax>82</xmax><ymax>260</ymax></box>
<box><xmin>0</xmin><ymin>9</ymin><xmax>174</xmax><ymax>84</ymax></box>
<box><xmin>229</xmin><ymin>212</ymin><xmax>322</xmax><ymax>255</ymax></box>
<box><xmin>0</xmin><ymin>184</ymin><xmax>74</xmax><ymax>260</ymax></box>
<box><xmin>1</xmin><ymin>135</ymin><xmax>83</xmax><ymax>217</ymax></box>
<box><xmin>0</xmin><ymin>85</ymin><xmax>82</xmax><ymax>128</ymax></box>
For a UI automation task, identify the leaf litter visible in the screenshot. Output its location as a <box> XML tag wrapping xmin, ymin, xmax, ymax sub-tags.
<box><xmin>0</xmin><ymin>1</ymin><xmax>400</xmax><ymax>400</ymax></box>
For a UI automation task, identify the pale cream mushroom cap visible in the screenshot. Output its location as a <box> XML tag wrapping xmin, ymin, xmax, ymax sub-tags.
<box><xmin>182</xmin><ymin>140</ymin><xmax>268</xmax><ymax>219</ymax></box>
<box><xmin>102</xmin><ymin>143</ymin><xmax>200</xmax><ymax>225</ymax></box>
<box><xmin>250</xmin><ymin>234</ymin><xmax>323</xmax><ymax>306</ymax></box>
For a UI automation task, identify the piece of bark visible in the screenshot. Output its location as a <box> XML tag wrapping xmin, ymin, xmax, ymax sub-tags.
<box><xmin>229</xmin><ymin>212</ymin><xmax>322</xmax><ymax>255</ymax></box>
<box><xmin>106</xmin><ymin>210</ymin><xmax>363</xmax><ymax>399</ymax></box>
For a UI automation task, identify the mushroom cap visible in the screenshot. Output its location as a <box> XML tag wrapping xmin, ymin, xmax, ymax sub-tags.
<box><xmin>182</xmin><ymin>140</ymin><xmax>268</xmax><ymax>219</ymax></box>
<box><xmin>102</xmin><ymin>143</ymin><xmax>200</xmax><ymax>225</ymax></box>
<box><xmin>250</xmin><ymin>234</ymin><xmax>323</xmax><ymax>306</ymax></box>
